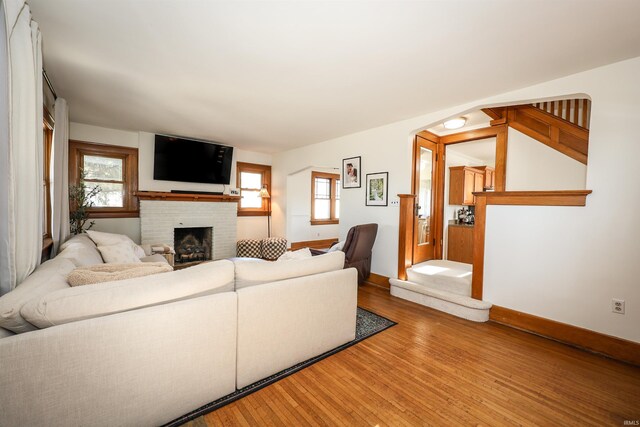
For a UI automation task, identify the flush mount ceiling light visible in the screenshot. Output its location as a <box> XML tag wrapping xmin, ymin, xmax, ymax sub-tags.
<box><xmin>443</xmin><ymin>117</ymin><xmax>467</xmax><ymax>130</ymax></box>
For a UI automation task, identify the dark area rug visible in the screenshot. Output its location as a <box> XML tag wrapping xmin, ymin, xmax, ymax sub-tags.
<box><xmin>164</xmin><ymin>307</ymin><xmax>396</xmax><ymax>426</ymax></box>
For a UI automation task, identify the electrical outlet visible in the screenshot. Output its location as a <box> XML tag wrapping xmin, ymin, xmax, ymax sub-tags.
<box><xmin>390</xmin><ymin>199</ymin><xmax>400</xmax><ymax>207</ymax></box>
<box><xmin>612</xmin><ymin>299</ymin><xmax>625</xmax><ymax>315</ymax></box>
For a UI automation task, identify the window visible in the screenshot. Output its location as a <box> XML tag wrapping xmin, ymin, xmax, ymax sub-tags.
<box><xmin>42</xmin><ymin>108</ymin><xmax>53</xmax><ymax>238</ymax></box>
<box><xmin>311</xmin><ymin>171</ymin><xmax>340</xmax><ymax>225</ymax></box>
<box><xmin>237</xmin><ymin>162</ymin><xmax>271</xmax><ymax>216</ymax></box>
<box><xmin>69</xmin><ymin>140</ymin><xmax>139</xmax><ymax>218</ymax></box>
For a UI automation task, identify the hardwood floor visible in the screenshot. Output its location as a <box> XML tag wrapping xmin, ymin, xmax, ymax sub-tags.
<box><xmin>187</xmin><ymin>285</ymin><xmax>640</xmax><ymax>426</ymax></box>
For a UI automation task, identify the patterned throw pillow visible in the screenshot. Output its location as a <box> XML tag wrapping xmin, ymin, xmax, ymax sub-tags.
<box><xmin>261</xmin><ymin>237</ymin><xmax>287</xmax><ymax>261</ymax></box>
<box><xmin>97</xmin><ymin>243</ymin><xmax>142</xmax><ymax>264</ymax></box>
<box><xmin>237</xmin><ymin>239</ymin><xmax>262</xmax><ymax>258</ymax></box>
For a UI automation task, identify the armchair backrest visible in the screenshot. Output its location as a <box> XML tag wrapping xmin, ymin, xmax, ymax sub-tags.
<box><xmin>343</xmin><ymin>223</ymin><xmax>378</xmax><ymax>262</ymax></box>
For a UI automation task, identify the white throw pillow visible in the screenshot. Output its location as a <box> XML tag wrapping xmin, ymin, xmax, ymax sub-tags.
<box><xmin>97</xmin><ymin>243</ymin><xmax>142</xmax><ymax>264</ymax></box>
<box><xmin>327</xmin><ymin>240</ymin><xmax>345</xmax><ymax>252</ymax></box>
<box><xmin>277</xmin><ymin>248</ymin><xmax>312</xmax><ymax>261</ymax></box>
<box><xmin>86</xmin><ymin>230</ymin><xmax>133</xmax><ymax>246</ymax></box>
<box><xmin>87</xmin><ymin>230</ymin><xmax>146</xmax><ymax>260</ymax></box>
<box><xmin>133</xmin><ymin>244</ymin><xmax>146</xmax><ymax>259</ymax></box>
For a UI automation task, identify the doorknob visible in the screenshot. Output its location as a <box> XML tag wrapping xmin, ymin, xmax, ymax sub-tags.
<box><xmin>415</xmin><ymin>205</ymin><xmax>421</xmax><ymax>216</ymax></box>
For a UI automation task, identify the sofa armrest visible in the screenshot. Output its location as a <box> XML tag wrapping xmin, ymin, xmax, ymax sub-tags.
<box><xmin>0</xmin><ymin>293</ymin><xmax>237</xmax><ymax>427</ymax></box>
<box><xmin>236</xmin><ymin>268</ymin><xmax>358</xmax><ymax>388</ymax></box>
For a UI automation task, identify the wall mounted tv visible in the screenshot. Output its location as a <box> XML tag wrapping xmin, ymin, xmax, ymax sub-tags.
<box><xmin>153</xmin><ymin>134</ymin><xmax>234</xmax><ymax>185</ymax></box>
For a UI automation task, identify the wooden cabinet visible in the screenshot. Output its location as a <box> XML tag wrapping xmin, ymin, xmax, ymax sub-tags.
<box><xmin>473</xmin><ymin>166</ymin><xmax>495</xmax><ymax>190</ymax></box>
<box><xmin>447</xmin><ymin>224</ymin><xmax>474</xmax><ymax>264</ymax></box>
<box><xmin>449</xmin><ymin>166</ymin><xmax>484</xmax><ymax>206</ymax></box>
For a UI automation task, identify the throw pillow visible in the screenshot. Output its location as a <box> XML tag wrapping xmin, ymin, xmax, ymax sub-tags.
<box><xmin>327</xmin><ymin>240</ymin><xmax>345</xmax><ymax>252</ymax></box>
<box><xmin>277</xmin><ymin>247</ymin><xmax>313</xmax><ymax>261</ymax></box>
<box><xmin>97</xmin><ymin>242</ymin><xmax>142</xmax><ymax>264</ymax></box>
<box><xmin>87</xmin><ymin>230</ymin><xmax>147</xmax><ymax>260</ymax></box>
<box><xmin>67</xmin><ymin>262</ymin><xmax>173</xmax><ymax>287</ymax></box>
<box><xmin>133</xmin><ymin>244</ymin><xmax>146</xmax><ymax>259</ymax></box>
<box><xmin>86</xmin><ymin>230</ymin><xmax>133</xmax><ymax>246</ymax></box>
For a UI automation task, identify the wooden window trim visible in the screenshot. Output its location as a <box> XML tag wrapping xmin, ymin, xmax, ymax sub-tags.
<box><xmin>42</xmin><ymin>107</ymin><xmax>54</xmax><ymax>239</ymax></box>
<box><xmin>237</xmin><ymin>162</ymin><xmax>271</xmax><ymax>217</ymax></box>
<box><xmin>69</xmin><ymin>140</ymin><xmax>139</xmax><ymax>218</ymax></box>
<box><xmin>311</xmin><ymin>171</ymin><xmax>340</xmax><ymax>226</ymax></box>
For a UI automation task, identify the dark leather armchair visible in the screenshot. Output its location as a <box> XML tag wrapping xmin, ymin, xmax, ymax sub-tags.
<box><xmin>311</xmin><ymin>223</ymin><xmax>378</xmax><ymax>285</ymax></box>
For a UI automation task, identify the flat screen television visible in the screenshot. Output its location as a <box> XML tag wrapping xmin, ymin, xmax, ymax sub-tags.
<box><xmin>153</xmin><ymin>134</ymin><xmax>234</xmax><ymax>185</ymax></box>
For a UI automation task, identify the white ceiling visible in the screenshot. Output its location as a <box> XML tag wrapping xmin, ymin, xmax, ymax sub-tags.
<box><xmin>29</xmin><ymin>0</ymin><xmax>640</xmax><ymax>154</ymax></box>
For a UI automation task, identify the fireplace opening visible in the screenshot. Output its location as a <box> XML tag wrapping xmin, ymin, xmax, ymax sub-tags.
<box><xmin>173</xmin><ymin>227</ymin><xmax>212</xmax><ymax>265</ymax></box>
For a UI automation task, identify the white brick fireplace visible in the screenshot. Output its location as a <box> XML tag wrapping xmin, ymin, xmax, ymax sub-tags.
<box><xmin>140</xmin><ymin>200</ymin><xmax>237</xmax><ymax>260</ymax></box>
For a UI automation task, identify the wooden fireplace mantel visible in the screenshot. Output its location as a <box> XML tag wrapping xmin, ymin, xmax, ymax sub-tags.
<box><xmin>135</xmin><ymin>191</ymin><xmax>241</xmax><ymax>202</ymax></box>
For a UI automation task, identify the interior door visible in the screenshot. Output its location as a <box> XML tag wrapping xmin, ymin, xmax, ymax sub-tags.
<box><xmin>412</xmin><ymin>136</ymin><xmax>438</xmax><ymax>264</ymax></box>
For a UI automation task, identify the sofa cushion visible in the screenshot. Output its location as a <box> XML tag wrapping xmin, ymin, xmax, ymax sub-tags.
<box><xmin>0</xmin><ymin>327</ymin><xmax>15</xmax><ymax>339</ymax></box>
<box><xmin>20</xmin><ymin>260</ymin><xmax>235</xmax><ymax>329</ymax></box>
<box><xmin>0</xmin><ymin>257</ymin><xmax>75</xmax><ymax>333</ymax></box>
<box><xmin>56</xmin><ymin>234</ymin><xmax>104</xmax><ymax>267</ymax></box>
<box><xmin>233</xmin><ymin>251</ymin><xmax>345</xmax><ymax>290</ymax></box>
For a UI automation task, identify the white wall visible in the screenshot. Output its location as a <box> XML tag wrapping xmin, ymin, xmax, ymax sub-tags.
<box><xmin>272</xmin><ymin>124</ymin><xmax>413</xmax><ymax>276</ymax></box>
<box><xmin>273</xmin><ymin>56</ymin><xmax>640</xmax><ymax>343</ymax></box>
<box><xmin>506</xmin><ymin>128</ymin><xmax>587</xmax><ymax>190</ymax></box>
<box><xmin>286</xmin><ymin>167</ymin><xmax>340</xmax><ymax>245</ymax></box>
<box><xmin>70</xmin><ymin>124</ymin><xmax>272</xmax><ymax>243</ymax></box>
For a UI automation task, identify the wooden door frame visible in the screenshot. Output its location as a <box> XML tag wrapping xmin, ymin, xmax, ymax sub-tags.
<box><xmin>412</xmin><ymin>132</ymin><xmax>442</xmax><ymax>263</ymax></box>
<box><xmin>398</xmin><ymin>124</ymin><xmax>508</xmax><ymax>281</ymax></box>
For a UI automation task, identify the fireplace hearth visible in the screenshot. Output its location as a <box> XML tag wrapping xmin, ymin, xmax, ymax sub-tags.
<box><xmin>173</xmin><ymin>227</ymin><xmax>212</xmax><ymax>265</ymax></box>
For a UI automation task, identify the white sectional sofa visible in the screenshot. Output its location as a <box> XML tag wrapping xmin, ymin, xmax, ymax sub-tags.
<box><xmin>0</xmin><ymin>235</ymin><xmax>358</xmax><ymax>426</ymax></box>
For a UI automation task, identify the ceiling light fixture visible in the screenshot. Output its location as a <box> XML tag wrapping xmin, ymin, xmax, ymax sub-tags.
<box><xmin>443</xmin><ymin>117</ymin><xmax>467</xmax><ymax>130</ymax></box>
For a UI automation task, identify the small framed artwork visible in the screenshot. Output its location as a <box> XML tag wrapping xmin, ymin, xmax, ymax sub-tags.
<box><xmin>365</xmin><ymin>172</ymin><xmax>388</xmax><ymax>206</ymax></box>
<box><xmin>342</xmin><ymin>156</ymin><xmax>361</xmax><ymax>189</ymax></box>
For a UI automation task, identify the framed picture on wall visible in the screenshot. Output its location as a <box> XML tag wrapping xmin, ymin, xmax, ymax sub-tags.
<box><xmin>342</xmin><ymin>156</ymin><xmax>361</xmax><ymax>188</ymax></box>
<box><xmin>365</xmin><ymin>172</ymin><xmax>388</xmax><ymax>206</ymax></box>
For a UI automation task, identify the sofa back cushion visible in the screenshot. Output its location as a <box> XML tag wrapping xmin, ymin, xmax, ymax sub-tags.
<box><xmin>0</xmin><ymin>257</ymin><xmax>75</xmax><ymax>333</ymax></box>
<box><xmin>20</xmin><ymin>260</ymin><xmax>235</xmax><ymax>329</ymax></box>
<box><xmin>233</xmin><ymin>251</ymin><xmax>345</xmax><ymax>290</ymax></box>
<box><xmin>56</xmin><ymin>234</ymin><xmax>104</xmax><ymax>267</ymax></box>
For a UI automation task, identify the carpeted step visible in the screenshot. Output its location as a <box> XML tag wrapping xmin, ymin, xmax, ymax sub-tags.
<box><xmin>406</xmin><ymin>260</ymin><xmax>472</xmax><ymax>297</ymax></box>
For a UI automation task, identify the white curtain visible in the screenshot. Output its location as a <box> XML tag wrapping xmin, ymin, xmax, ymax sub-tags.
<box><xmin>0</xmin><ymin>2</ymin><xmax>12</xmax><ymax>295</ymax></box>
<box><xmin>51</xmin><ymin>98</ymin><xmax>69</xmax><ymax>254</ymax></box>
<box><xmin>0</xmin><ymin>0</ymin><xmax>43</xmax><ymax>295</ymax></box>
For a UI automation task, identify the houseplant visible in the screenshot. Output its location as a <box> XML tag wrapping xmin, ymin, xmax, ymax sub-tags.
<box><xmin>69</xmin><ymin>170</ymin><xmax>100</xmax><ymax>234</ymax></box>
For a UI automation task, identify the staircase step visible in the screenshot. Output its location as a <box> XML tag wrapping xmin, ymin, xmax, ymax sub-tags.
<box><xmin>407</xmin><ymin>260</ymin><xmax>472</xmax><ymax>297</ymax></box>
<box><xmin>390</xmin><ymin>278</ymin><xmax>492</xmax><ymax>322</ymax></box>
<box><xmin>393</xmin><ymin>260</ymin><xmax>490</xmax><ymax>322</ymax></box>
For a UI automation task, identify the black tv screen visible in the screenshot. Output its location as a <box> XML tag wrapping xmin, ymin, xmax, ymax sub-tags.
<box><xmin>153</xmin><ymin>135</ymin><xmax>234</xmax><ymax>185</ymax></box>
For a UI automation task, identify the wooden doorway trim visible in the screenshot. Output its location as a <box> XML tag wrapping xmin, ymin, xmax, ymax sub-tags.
<box><xmin>440</xmin><ymin>124</ymin><xmax>508</xmax><ymax>191</ymax></box>
<box><xmin>397</xmin><ymin>194</ymin><xmax>417</xmax><ymax>280</ymax></box>
<box><xmin>412</xmin><ymin>133</ymin><xmax>442</xmax><ymax>263</ymax></box>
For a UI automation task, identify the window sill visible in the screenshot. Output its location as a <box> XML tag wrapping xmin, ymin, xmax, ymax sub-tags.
<box><xmin>237</xmin><ymin>210</ymin><xmax>270</xmax><ymax>217</ymax></box>
<box><xmin>87</xmin><ymin>210</ymin><xmax>140</xmax><ymax>219</ymax></box>
<box><xmin>310</xmin><ymin>219</ymin><xmax>339</xmax><ymax>226</ymax></box>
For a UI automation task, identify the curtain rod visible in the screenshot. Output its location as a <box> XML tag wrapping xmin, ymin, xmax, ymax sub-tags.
<box><xmin>43</xmin><ymin>69</ymin><xmax>57</xmax><ymax>100</ymax></box>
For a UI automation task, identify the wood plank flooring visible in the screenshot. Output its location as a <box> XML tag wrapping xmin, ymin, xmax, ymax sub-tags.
<box><xmin>186</xmin><ymin>285</ymin><xmax>640</xmax><ymax>426</ymax></box>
